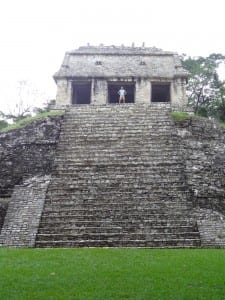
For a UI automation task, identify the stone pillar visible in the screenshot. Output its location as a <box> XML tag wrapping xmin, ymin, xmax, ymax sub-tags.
<box><xmin>92</xmin><ymin>79</ymin><xmax>107</xmax><ymax>105</ymax></box>
<box><xmin>55</xmin><ymin>79</ymin><xmax>72</xmax><ymax>107</ymax></box>
<box><xmin>135</xmin><ymin>79</ymin><xmax>151</xmax><ymax>104</ymax></box>
<box><xmin>171</xmin><ymin>78</ymin><xmax>187</xmax><ymax>108</ymax></box>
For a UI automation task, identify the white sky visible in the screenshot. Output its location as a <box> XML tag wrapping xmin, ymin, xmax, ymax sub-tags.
<box><xmin>0</xmin><ymin>0</ymin><xmax>225</xmax><ymax>112</ymax></box>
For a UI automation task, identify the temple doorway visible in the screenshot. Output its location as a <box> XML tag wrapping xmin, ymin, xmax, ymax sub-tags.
<box><xmin>108</xmin><ymin>82</ymin><xmax>135</xmax><ymax>104</ymax></box>
<box><xmin>72</xmin><ymin>81</ymin><xmax>91</xmax><ymax>104</ymax></box>
<box><xmin>151</xmin><ymin>83</ymin><xmax>170</xmax><ymax>102</ymax></box>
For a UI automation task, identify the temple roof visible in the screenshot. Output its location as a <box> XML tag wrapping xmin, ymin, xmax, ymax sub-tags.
<box><xmin>54</xmin><ymin>45</ymin><xmax>189</xmax><ymax>80</ymax></box>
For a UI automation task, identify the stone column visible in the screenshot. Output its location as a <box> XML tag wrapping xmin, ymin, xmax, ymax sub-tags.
<box><xmin>171</xmin><ymin>78</ymin><xmax>187</xmax><ymax>108</ymax></box>
<box><xmin>135</xmin><ymin>79</ymin><xmax>151</xmax><ymax>104</ymax></box>
<box><xmin>55</xmin><ymin>79</ymin><xmax>72</xmax><ymax>107</ymax></box>
<box><xmin>91</xmin><ymin>79</ymin><xmax>107</xmax><ymax>105</ymax></box>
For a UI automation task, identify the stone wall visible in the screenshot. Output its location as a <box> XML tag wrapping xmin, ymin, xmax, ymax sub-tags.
<box><xmin>0</xmin><ymin>198</ymin><xmax>9</xmax><ymax>231</ymax></box>
<box><xmin>0</xmin><ymin>115</ymin><xmax>64</xmax><ymax>197</ymax></box>
<box><xmin>192</xmin><ymin>208</ymin><xmax>225</xmax><ymax>247</ymax></box>
<box><xmin>175</xmin><ymin>117</ymin><xmax>225</xmax><ymax>246</ymax></box>
<box><xmin>0</xmin><ymin>176</ymin><xmax>51</xmax><ymax>247</ymax></box>
<box><xmin>175</xmin><ymin>117</ymin><xmax>225</xmax><ymax>211</ymax></box>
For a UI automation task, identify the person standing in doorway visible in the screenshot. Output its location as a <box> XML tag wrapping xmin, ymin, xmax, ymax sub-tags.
<box><xmin>118</xmin><ymin>86</ymin><xmax>127</xmax><ymax>104</ymax></box>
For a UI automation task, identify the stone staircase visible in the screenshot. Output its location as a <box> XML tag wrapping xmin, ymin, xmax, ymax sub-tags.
<box><xmin>35</xmin><ymin>104</ymin><xmax>200</xmax><ymax>248</ymax></box>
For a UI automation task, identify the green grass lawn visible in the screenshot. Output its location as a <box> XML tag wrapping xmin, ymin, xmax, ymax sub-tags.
<box><xmin>0</xmin><ymin>248</ymin><xmax>225</xmax><ymax>300</ymax></box>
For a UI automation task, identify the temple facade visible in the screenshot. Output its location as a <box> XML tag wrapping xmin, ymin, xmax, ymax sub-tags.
<box><xmin>53</xmin><ymin>45</ymin><xmax>188</xmax><ymax>107</ymax></box>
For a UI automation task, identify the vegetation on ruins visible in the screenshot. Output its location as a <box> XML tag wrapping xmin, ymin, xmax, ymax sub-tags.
<box><xmin>181</xmin><ymin>54</ymin><xmax>225</xmax><ymax>121</ymax></box>
<box><xmin>0</xmin><ymin>110</ymin><xmax>64</xmax><ymax>132</ymax></box>
<box><xmin>171</xmin><ymin>111</ymin><xmax>193</xmax><ymax>122</ymax></box>
<box><xmin>0</xmin><ymin>248</ymin><xmax>225</xmax><ymax>300</ymax></box>
<box><xmin>171</xmin><ymin>111</ymin><xmax>225</xmax><ymax>130</ymax></box>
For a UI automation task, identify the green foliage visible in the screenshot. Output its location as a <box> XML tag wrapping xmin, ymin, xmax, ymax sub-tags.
<box><xmin>171</xmin><ymin>111</ymin><xmax>192</xmax><ymax>121</ymax></box>
<box><xmin>0</xmin><ymin>119</ymin><xmax>8</xmax><ymax>130</ymax></box>
<box><xmin>181</xmin><ymin>54</ymin><xmax>225</xmax><ymax>121</ymax></box>
<box><xmin>209</xmin><ymin>82</ymin><xmax>225</xmax><ymax>121</ymax></box>
<box><xmin>0</xmin><ymin>110</ymin><xmax>64</xmax><ymax>132</ymax></box>
<box><xmin>0</xmin><ymin>249</ymin><xmax>225</xmax><ymax>300</ymax></box>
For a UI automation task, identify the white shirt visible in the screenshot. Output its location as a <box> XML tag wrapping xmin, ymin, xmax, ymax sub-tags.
<box><xmin>118</xmin><ymin>89</ymin><xmax>126</xmax><ymax>96</ymax></box>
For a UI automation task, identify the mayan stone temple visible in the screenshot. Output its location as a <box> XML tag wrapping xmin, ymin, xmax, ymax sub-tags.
<box><xmin>53</xmin><ymin>45</ymin><xmax>188</xmax><ymax>107</ymax></box>
<box><xmin>0</xmin><ymin>45</ymin><xmax>225</xmax><ymax>248</ymax></box>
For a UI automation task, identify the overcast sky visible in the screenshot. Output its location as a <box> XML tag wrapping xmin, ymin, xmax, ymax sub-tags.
<box><xmin>0</xmin><ymin>0</ymin><xmax>225</xmax><ymax>112</ymax></box>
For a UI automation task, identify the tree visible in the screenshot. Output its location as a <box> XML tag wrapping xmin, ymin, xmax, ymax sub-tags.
<box><xmin>210</xmin><ymin>81</ymin><xmax>225</xmax><ymax>121</ymax></box>
<box><xmin>181</xmin><ymin>54</ymin><xmax>225</xmax><ymax>118</ymax></box>
<box><xmin>0</xmin><ymin>80</ymin><xmax>49</xmax><ymax>123</ymax></box>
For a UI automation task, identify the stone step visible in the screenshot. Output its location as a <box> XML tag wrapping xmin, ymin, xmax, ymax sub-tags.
<box><xmin>39</xmin><ymin>218</ymin><xmax>194</xmax><ymax>233</ymax></box>
<box><xmin>65</xmin><ymin>108</ymin><xmax>170</xmax><ymax>112</ymax></box>
<box><xmin>52</xmin><ymin>164</ymin><xmax>184</xmax><ymax>171</ymax></box>
<box><xmin>55</xmin><ymin>152</ymin><xmax>182</xmax><ymax>159</ymax></box>
<box><xmin>42</xmin><ymin>197</ymin><xmax>189</xmax><ymax>205</ymax></box>
<box><xmin>65</xmin><ymin>110</ymin><xmax>171</xmax><ymax>116</ymax></box>
<box><xmin>53</xmin><ymin>166</ymin><xmax>185</xmax><ymax>173</ymax></box>
<box><xmin>65</xmin><ymin>113</ymin><xmax>171</xmax><ymax>119</ymax></box>
<box><xmin>54</xmin><ymin>162</ymin><xmax>183</xmax><ymax>169</ymax></box>
<box><xmin>42</xmin><ymin>199</ymin><xmax>188</xmax><ymax>206</ymax></box>
<box><xmin>63</xmin><ymin>122</ymin><xmax>172</xmax><ymax>128</ymax></box>
<box><xmin>47</xmin><ymin>177</ymin><xmax>186</xmax><ymax>184</ymax></box>
<box><xmin>44</xmin><ymin>191</ymin><xmax>187</xmax><ymax>199</ymax></box>
<box><xmin>36</xmin><ymin>232</ymin><xmax>200</xmax><ymax>242</ymax></box>
<box><xmin>61</xmin><ymin>126</ymin><xmax>173</xmax><ymax>132</ymax></box>
<box><xmin>36</xmin><ymin>104</ymin><xmax>201</xmax><ymax>249</ymax></box>
<box><xmin>64</xmin><ymin>112</ymin><xmax>171</xmax><ymax>117</ymax></box>
<box><xmin>53</xmin><ymin>164</ymin><xmax>184</xmax><ymax>172</ymax></box>
<box><xmin>46</xmin><ymin>185</ymin><xmax>187</xmax><ymax>193</ymax></box>
<box><xmin>57</xmin><ymin>149</ymin><xmax>181</xmax><ymax>155</ymax></box>
<box><xmin>42</xmin><ymin>205</ymin><xmax>189</xmax><ymax>214</ymax></box>
<box><xmin>54</xmin><ymin>171</ymin><xmax>183</xmax><ymax>177</ymax></box>
<box><xmin>38</xmin><ymin>219</ymin><xmax>194</xmax><ymax>229</ymax></box>
<box><xmin>35</xmin><ymin>238</ymin><xmax>201</xmax><ymax>248</ymax></box>
<box><xmin>57</xmin><ymin>141</ymin><xmax>179</xmax><ymax>147</ymax></box>
<box><xmin>43</xmin><ymin>205</ymin><xmax>191</xmax><ymax>214</ymax></box>
<box><xmin>53</xmin><ymin>171</ymin><xmax>185</xmax><ymax>179</ymax></box>
<box><xmin>59</xmin><ymin>134</ymin><xmax>175</xmax><ymax>141</ymax></box>
<box><xmin>40</xmin><ymin>209</ymin><xmax>190</xmax><ymax>219</ymax></box>
<box><xmin>61</xmin><ymin>126</ymin><xmax>175</xmax><ymax>131</ymax></box>
<box><xmin>65</xmin><ymin>115</ymin><xmax>172</xmax><ymax>119</ymax></box>
<box><xmin>43</xmin><ymin>197</ymin><xmax>189</xmax><ymax>205</ymax></box>
<box><xmin>57</xmin><ymin>147</ymin><xmax>180</xmax><ymax>153</ymax></box>
<box><xmin>38</xmin><ymin>225</ymin><xmax>196</xmax><ymax>235</ymax></box>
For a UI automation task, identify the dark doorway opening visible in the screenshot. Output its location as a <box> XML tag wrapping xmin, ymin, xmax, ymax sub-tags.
<box><xmin>72</xmin><ymin>82</ymin><xmax>91</xmax><ymax>104</ymax></box>
<box><xmin>108</xmin><ymin>82</ymin><xmax>135</xmax><ymax>104</ymax></box>
<box><xmin>151</xmin><ymin>83</ymin><xmax>170</xmax><ymax>102</ymax></box>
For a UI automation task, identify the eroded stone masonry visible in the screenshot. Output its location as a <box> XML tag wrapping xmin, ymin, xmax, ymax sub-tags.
<box><xmin>0</xmin><ymin>45</ymin><xmax>225</xmax><ymax>248</ymax></box>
